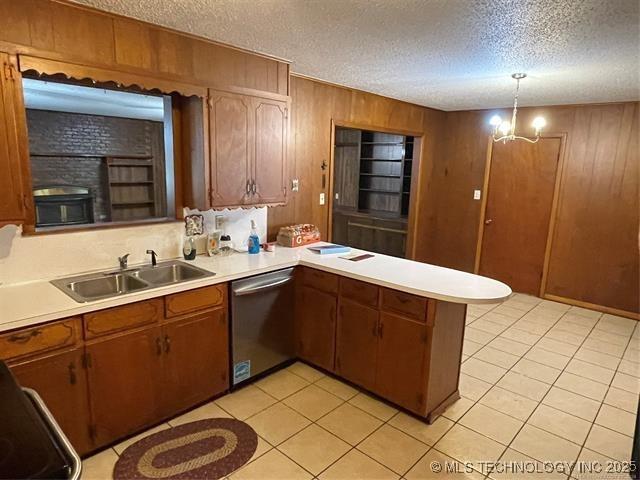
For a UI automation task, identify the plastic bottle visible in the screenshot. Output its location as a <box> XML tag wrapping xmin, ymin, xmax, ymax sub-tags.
<box><xmin>248</xmin><ymin>220</ymin><xmax>260</xmax><ymax>254</ymax></box>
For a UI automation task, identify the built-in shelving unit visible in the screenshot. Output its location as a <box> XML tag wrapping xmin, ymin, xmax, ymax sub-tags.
<box><xmin>106</xmin><ymin>156</ymin><xmax>156</xmax><ymax>221</ymax></box>
<box><xmin>332</xmin><ymin>127</ymin><xmax>415</xmax><ymax>258</ymax></box>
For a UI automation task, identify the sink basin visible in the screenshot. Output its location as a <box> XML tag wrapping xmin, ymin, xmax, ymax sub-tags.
<box><xmin>133</xmin><ymin>262</ymin><xmax>210</xmax><ymax>286</ymax></box>
<box><xmin>51</xmin><ymin>260</ymin><xmax>215</xmax><ymax>303</ymax></box>
<box><xmin>55</xmin><ymin>273</ymin><xmax>150</xmax><ymax>302</ymax></box>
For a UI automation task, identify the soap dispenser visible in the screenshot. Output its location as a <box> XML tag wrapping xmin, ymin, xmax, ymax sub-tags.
<box><xmin>248</xmin><ymin>220</ymin><xmax>260</xmax><ymax>254</ymax></box>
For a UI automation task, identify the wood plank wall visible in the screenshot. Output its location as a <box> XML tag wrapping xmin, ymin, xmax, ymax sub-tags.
<box><xmin>0</xmin><ymin>0</ymin><xmax>288</xmax><ymax>95</ymax></box>
<box><xmin>267</xmin><ymin>75</ymin><xmax>445</xmax><ymax>263</ymax></box>
<box><xmin>427</xmin><ymin>103</ymin><xmax>639</xmax><ymax>314</ymax></box>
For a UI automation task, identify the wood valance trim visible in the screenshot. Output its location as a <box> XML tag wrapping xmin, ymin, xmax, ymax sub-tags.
<box><xmin>18</xmin><ymin>55</ymin><xmax>207</xmax><ymax>98</ymax></box>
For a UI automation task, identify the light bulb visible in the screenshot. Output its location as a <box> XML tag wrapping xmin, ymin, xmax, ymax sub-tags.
<box><xmin>532</xmin><ymin>116</ymin><xmax>546</xmax><ymax>131</ymax></box>
<box><xmin>489</xmin><ymin>115</ymin><xmax>502</xmax><ymax>127</ymax></box>
<box><xmin>499</xmin><ymin>121</ymin><xmax>511</xmax><ymax>136</ymax></box>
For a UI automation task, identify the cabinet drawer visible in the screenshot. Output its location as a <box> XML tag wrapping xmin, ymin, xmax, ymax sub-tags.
<box><xmin>381</xmin><ymin>288</ymin><xmax>427</xmax><ymax>322</ymax></box>
<box><xmin>340</xmin><ymin>277</ymin><xmax>379</xmax><ymax>307</ymax></box>
<box><xmin>165</xmin><ymin>284</ymin><xmax>226</xmax><ymax>318</ymax></box>
<box><xmin>84</xmin><ymin>299</ymin><xmax>162</xmax><ymax>339</ymax></box>
<box><xmin>0</xmin><ymin>318</ymin><xmax>80</xmax><ymax>361</ymax></box>
<box><xmin>302</xmin><ymin>268</ymin><xmax>338</xmax><ymax>294</ymax></box>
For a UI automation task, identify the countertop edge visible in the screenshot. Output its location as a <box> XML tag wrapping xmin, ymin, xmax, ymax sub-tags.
<box><xmin>0</xmin><ymin>248</ymin><xmax>512</xmax><ymax>333</ymax></box>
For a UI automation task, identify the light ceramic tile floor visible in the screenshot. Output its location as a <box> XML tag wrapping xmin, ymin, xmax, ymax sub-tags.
<box><xmin>82</xmin><ymin>294</ymin><xmax>639</xmax><ymax>480</ymax></box>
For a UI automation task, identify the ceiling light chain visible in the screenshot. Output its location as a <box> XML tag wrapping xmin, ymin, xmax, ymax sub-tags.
<box><xmin>489</xmin><ymin>73</ymin><xmax>546</xmax><ymax>144</ymax></box>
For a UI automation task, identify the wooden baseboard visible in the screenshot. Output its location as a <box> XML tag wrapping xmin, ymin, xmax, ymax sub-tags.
<box><xmin>543</xmin><ymin>293</ymin><xmax>639</xmax><ymax>321</ymax></box>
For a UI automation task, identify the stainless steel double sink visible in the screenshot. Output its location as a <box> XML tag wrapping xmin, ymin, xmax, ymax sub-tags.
<box><xmin>51</xmin><ymin>260</ymin><xmax>215</xmax><ymax>303</ymax></box>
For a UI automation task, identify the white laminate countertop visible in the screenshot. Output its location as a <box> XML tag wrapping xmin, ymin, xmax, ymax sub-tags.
<box><xmin>0</xmin><ymin>244</ymin><xmax>511</xmax><ymax>333</ymax></box>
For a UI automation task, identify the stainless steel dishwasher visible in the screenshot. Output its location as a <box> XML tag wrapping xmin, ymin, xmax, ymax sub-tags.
<box><xmin>231</xmin><ymin>267</ymin><xmax>295</xmax><ymax>386</ymax></box>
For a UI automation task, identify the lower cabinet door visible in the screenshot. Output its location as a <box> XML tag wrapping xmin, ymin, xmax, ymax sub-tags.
<box><xmin>161</xmin><ymin>309</ymin><xmax>229</xmax><ymax>415</ymax></box>
<box><xmin>296</xmin><ymin>286</ymin><xmax>337</xmax><ymax>372</ymax></box>
<box><xmin>375</xmin><ymin>312</ymin><xmax>427</xmax><ymax>413</ymax></box>
<box><xmin>86</xmin><ymin>326</ymin><xmax>163</xmax><ymax>447</ymax></box>
<box><xmin>336</xmin><ymin>299</ymin><xmax>378</xmax><ymax>390</ymax></box>
<box><xmin>10</xmin><ymin>348</ymin><xmax>93</xmax><ymax>455</ymax></box>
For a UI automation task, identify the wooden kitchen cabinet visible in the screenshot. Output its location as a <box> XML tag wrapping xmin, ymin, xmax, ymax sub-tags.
<box><xmin>375</xmin><ymin>312</ymin><xmax>428</xmax><ymax>413</ymax></box>
<box><xmin>298</xmin><ymin>267</ymin><xmax>465</xmax><ymax>422</ymax></box>
<box><xmin>207</xmin><ymin>88</ymin><xmax>289</xmax><ymax>208</ymax></box>
<box><xmin>252</xmin><ymin>96</ymin><xmax>288</xmax><ymax>205</ymax></box>
<box><xmin>0</xmin><ymin>52</ymin><xmax>30</xmax><ymax>226</ymax></box>
<box><xmin>10</xmin><ymin>348</ymin><xmax>93</xmax><ymax>455</ymax></box>
<box><xmin>335</xmin><ymin>298</ymin><xmax>378</xmax><ymax>390</ymax></box>
<box><xmin>208</xmin><ymin>90</ymin><xmax>253</xmax><ymax>207</ymax></box>
<box><xmin>85</xmin><ymin>326</ymin><xmax>164</xmax><ymax>447</ymax></box>
<box><xmin>296</xmin><ymin>285</ymin><xmax>337</xmax><ymax>372</ymax></box>
<box><xmin>161</xmin><ymin>308</ymin><xmax>229</xmax><ymax>415</ymax></box>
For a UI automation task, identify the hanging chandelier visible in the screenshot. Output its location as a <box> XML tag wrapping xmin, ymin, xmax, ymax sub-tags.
<box><xmin>489</xmin><ymin>73</ymin><xmax>546</xmax><ymax>144</ymax></box>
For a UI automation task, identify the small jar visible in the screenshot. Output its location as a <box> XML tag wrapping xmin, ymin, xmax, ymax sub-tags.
<box><xmin>218</xmin><ymin>235</ymin><xmax>234</xmax><ymax>257</ymax></box>
<box><xmin>207</xmin><ymin>231</ymin><xmax>221</xmax><ymax>256</ymax></box>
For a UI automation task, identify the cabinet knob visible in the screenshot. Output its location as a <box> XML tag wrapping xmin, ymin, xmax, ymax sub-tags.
<box><xmin>164</xmin><ymin>335</ymin><xmax>171</xmax><ymax>353</ymax></box>
<box><xmin>485</xmin><ymin>218</ymin><xmax>493</xmax><ymax>225</ymax></box>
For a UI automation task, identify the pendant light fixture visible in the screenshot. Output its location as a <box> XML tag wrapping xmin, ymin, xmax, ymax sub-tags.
<box><xmin>489</xmin><ymin>73</ymin><xmax>546</xmax><ymax>143</ymax></box>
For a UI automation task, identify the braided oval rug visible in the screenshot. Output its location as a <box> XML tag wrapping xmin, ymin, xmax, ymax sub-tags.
<box><xmin>113</xmin><ymin>418</ymin><xmax>258</xmax><ymax>480</ymax></box>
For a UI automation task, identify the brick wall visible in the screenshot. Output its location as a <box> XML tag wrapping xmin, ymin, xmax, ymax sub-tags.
<box><xmin>27</xmin><ymin>110</ymin><xmax>164</xmax><ymax>222</ymax></box>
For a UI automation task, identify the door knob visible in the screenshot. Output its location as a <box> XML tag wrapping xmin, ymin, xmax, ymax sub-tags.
<box><xmin>485</xmin><ymin>218</ymin><xmax>493</xmax><ymax>225</ymax></box>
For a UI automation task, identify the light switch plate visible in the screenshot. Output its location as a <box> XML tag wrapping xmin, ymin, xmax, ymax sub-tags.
<box><xmin>473</xmin><ymin>189</ymin><xmax>481</xmax><ymax>200</ymax></box>
<box><xmin>319</xmin><ymin>193</ymin><xmax>326</xmax><ymax>205</ymax></box>
<box><xmin>335</xmin><ymin>193</ymin><xmax>340</xmax><ymax>200</ymax></box>
<box><xmin>291</xmin><ymin>179</ymin><xmax>299</xmax><ymax>192</ymax></box>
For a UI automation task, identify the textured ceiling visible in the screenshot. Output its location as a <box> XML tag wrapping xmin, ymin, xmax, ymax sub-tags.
<box><xmin>72</xmin><ymin>0</ymin><xmax>640</xmax><ymax>111</ymax></box>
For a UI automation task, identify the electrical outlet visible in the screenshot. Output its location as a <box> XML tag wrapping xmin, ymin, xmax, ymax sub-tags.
<box><xmin>473</xmin><ymin>190</ymin><xmax>481</xmax><ymax>200</ymax></box>
<box><xmin>214</xmin><ymin>215</ymin><xmax>224</xmax><ymax>230</ymax></box>
<box><xmin>335</xmin><ymin>192</ymin><xmax>340</xmax><ymax>200</ymax></box>
<box><xmin>319</xmin><ymin>193</ymin><xmax>326</xmax><ymax>205</ymax></box>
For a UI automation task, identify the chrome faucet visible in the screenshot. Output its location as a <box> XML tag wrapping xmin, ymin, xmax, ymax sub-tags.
<box><xmin>146</xmin><ymin>249</ymin><xmax>158</xmax><ymax>267</ymax></box>
<box><xmin>118</xmin><ymin>253</ymin><xmax>130</xmax><ymax>270</ymax></box>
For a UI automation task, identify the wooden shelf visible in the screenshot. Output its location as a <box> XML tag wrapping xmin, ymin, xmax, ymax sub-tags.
<box><xmin>360</xmin><ymin>141</ymin><xmax>405</xmax><ymax>145</ymax></box>
<box><xmin>335</xmin><ymin>142</ymin><xmax>359</xmax><ymax>147</ymax></box>
<box><xmin>110</xmin><ymin>181</ymin><xmax>154</xmax><ymax>185</ymax></box>
<box><xmin>361</xmin><ymin>158</ymin><xmax>403</xmax><ymax>162</ymax></box>
<box><xmin>112</xmin><ymin>201</ymin><xmax>154</xmax><ymax>207</ymax></box>
<box><xmin>360</xmin><ymin>173</ymin><xmax>401</xmax><ymax>178</ymax></box>
<box><xmin>360</xmin><ymin>189</ymin><xmax>401</xmax><ymax>195</ymax></box>
<box><xmin>108</xmin><ymin>162</ymin><xmax>153</xmax><ymax>167</ymax></box>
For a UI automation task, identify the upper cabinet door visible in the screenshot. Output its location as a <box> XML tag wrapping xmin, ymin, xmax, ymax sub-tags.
<box><xmin>208</xmin><ymin>90</ymin><xmax>253</xmax><ymax>207</ymax></box>
<box><xmin>252</xmin><ymin>97</ymin><xmax>288</xmax><ymax>205</ymax></box>
<box><xmin>0</xmin><ymin>53</ymin><xmax>28</xmax><ymax>225</ymax></box>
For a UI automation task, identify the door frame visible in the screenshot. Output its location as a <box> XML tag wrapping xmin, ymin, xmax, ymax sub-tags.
<box><xmin>473</xmin><ymin>132</ymin><xmax>568</xmax><ymax>297</ymax></box>
<box><xmin>327</xmin><ymin>119</ymin><xmax>424</xmax><ymax>260</ymax></box>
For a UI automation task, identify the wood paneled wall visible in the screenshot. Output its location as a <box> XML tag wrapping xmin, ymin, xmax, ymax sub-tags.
<box><xmin>0</xmin><ymin>0</ymin><xmax>288</xmax><ymax>95</ymax></box>
<box><xmin>267</xmin><ymin>75</ymin><xmax>445</xmax><ymax>263</ymax></box>
<box><xmin>427</xmin><ymin>103</ymin><xmax>639</xmax><ymax>314</ymax></box>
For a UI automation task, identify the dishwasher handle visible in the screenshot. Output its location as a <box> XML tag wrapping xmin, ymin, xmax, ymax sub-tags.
<box><xmin>233</xmin><ymin>276</ymin><xmax>293</xmax><ymax>296</ymax></box>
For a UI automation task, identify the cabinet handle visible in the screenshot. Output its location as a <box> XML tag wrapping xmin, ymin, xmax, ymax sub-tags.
<box><xmin>8</xmin><ymin>330</ymin><xmax>41</xmax><ymax>343</ymax></box>
<box><xmin>156</xmin><ymin>337</ymin><xmax>163</xmax><ymax>356</ymax></box>
<box><xmin>164</xmin><ymin>335</ymin><xmax>171</xmax><ymax>353</ymax></box>
<box><xmin>68</xmin><ymin>362</ymin><xmax>77</xmax><ymax>385</ymax></box>
<box><xmin>251</xmin><ymin>181</ymin><xmax>257</xmax><ymax>195</ymax></box>
<box><xmin>372</xmin><ymin>323</ymin><xmax>378</xmax><ymax>338</ymax></box>
<box><xmin>246</xmin><ymin>180</ymin><xmax>251</xmax><ymax>195</ymax></box>
<box><xmin>378</xmin><ymin>323</ymin><xmax>384</xmax><ymax>338</ymax></box>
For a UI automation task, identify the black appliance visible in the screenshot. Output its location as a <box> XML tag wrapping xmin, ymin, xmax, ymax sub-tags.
<box><xmin>0</xmin><ymin>361</ymin><xmax>81</xmax><ymax>479</ymax></box>
<box><xmin>33</xmin><ymin>186</ymin><xmax>94</xmax><ymax>228</ymax></box>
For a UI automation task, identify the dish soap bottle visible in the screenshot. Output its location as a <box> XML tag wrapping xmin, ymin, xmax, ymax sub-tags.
<box><xmin>248</xmin><ymin>220</ymin><xmax>260</xmax><ymax>254</ymax></box>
